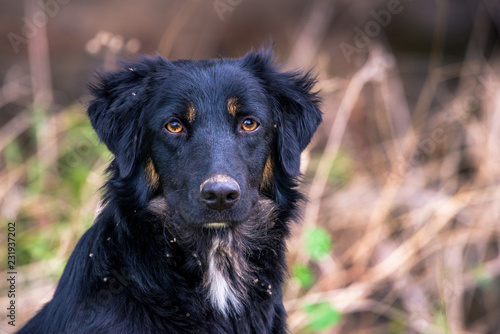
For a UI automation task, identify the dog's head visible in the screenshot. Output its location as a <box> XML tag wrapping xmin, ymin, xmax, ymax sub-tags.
<box><xmin>88</xmin><ymin>48</ymin><xmax>322</xmax><ymax>230</ymax></box>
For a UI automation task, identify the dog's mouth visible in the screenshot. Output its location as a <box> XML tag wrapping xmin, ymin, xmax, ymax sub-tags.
<box><xmin>203</xmin><ymin>222</ymin><xmax>230</xmax><ymax>229</ymax></box>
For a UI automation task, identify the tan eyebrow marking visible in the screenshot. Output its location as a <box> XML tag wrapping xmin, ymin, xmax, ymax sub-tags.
<box><xmin>227</xmin><ymin>97</ymin><xmax>240</xmax><ymax>117</ymax></box>
<box><xmin>186</xmin><ymin>103</ymin><xmax>196</xmax><ymax>123</ymax></box>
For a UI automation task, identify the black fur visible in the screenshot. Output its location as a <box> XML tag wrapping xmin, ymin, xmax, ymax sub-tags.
<box><xmin>19</xmin><ymin>48</ymin><xmax>322</xmax><ymax>334</ymax></box>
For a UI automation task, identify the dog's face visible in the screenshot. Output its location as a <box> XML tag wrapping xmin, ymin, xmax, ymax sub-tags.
<box><xmin>147</xmin><ymin>64</ymin><xmax>273</xmax><ymax>227</ymax></box>
<box><xmin>88</xmin><ymin>49</ymin><xmax>322</xmax><ymax>231</ymax></box>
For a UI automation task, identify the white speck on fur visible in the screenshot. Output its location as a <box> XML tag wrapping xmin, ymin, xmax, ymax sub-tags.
<box><xmin>206</xmin><ymin>239</ymin><xmax>242</xmax><ymax>315</ymax></box>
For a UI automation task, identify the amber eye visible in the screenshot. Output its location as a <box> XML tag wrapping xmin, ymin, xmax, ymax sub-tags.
<box><xmin>241</xmin><ymin>118</ymin><xmax>259</xmax><ymax>132</ymax></box>
<box><xmin>165</xmin><ymin>120</ymin><xmax>183</xmax><ymax>133</ymax></box>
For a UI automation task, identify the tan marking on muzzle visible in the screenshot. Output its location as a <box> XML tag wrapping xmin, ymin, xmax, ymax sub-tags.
<box><xmin>144</xmin><ymin>158</ymin><xmax>159</xmax><ymax>189</ymax></box>
<box><xmin>259</xmin><ymin>156</ymin><xmax>274</xmax><ymax>190</ymax></box>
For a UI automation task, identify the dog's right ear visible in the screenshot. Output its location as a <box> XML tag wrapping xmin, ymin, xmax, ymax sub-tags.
<box><xmin>88</xmin><ymin>56</ymin><xmax>169</xmax><ymax>178</ymax></box>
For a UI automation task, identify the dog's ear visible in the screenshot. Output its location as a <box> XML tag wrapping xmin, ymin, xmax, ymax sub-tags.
<box><xmin>241</xmin><ymin>48</ymin><xmax>322</xmax><ymax>177</ymax></box>
<box><xmin>88</xmin><ymin>56</ymin><xmax>167</xmax><ymax>178</ymax></box>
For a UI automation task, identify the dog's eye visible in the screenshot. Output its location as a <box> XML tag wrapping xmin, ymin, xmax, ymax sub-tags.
<box><xmin>165</xmin><ymin>120</ymin><xmax>183</xmax><ymax>133</ymax></box>
<box><xmin>241</xmin><ymin>118</ymin><xmax>259</xmax><ymax>132</ymax></box>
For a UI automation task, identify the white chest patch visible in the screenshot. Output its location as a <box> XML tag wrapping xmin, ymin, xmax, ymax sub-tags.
<box><xmin>205</xmin><ymin>238</ymin><xmax>244</xmax><ymax>315</ymax></box>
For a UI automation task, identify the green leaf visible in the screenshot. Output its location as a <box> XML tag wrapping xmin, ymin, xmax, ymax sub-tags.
<box><xmin>472</xmin><ymin>265</ymin><xmax>494</xmax><ymax>289</ymax></box>
<box><xmin>303</xmin><ymin>302</ymin><xmax>342</xmax><ymax>331</ymax></box>
<box><xmin>304</xmin><ymin>227</ymin><xmax>332</xmax><ymax>261</ymax></box>
<box><xmin>292</xmin><ymin>263</ymin><xmax>314</xmax><ymax>288</ymax></box>
<box><xmin>389</xmin><ymin>319</ymin><xmax>407</xmax><ymax>334</ymax></box>
<box><xmin>327</xmin><ymin>151</ymin><xmax>353</xmax><ymax>188</ymax></box>
<box><xmin>4</xmin><ymin>140</ymin><xmax>23</xmax><ymax>165</ymax></box>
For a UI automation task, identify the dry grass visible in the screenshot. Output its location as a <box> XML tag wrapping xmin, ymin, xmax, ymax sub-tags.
<box><xmin>284</xmin><ymin>43</ymin><xmax>500</xmax><ymax>333</ymax></box>
<box><xmin>1</xmin><ymin>1</ymin><xmax>499</xmax><ymax>333</ymax></box>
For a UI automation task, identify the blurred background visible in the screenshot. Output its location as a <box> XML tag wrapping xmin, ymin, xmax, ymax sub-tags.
<box><xmin>1</xmin><ymin>0</ymin><xmax>500</xmax><ymax>333</ymax></box>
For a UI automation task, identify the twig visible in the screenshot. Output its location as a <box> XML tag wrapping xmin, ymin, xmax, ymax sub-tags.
<box><xmin>303</xmin><ymin>46</ymin><xmax>394</xmax><ymax>229</ymax></box>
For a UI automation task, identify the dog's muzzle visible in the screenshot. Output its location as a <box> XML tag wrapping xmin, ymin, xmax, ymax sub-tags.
<box><xmin>200</xmin><ymin>175</ymin><xmax>240</xmax><ymax>212</ymax></box>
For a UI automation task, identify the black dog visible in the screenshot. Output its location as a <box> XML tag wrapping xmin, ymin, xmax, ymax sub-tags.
<box><xmin>19</xmin><ymin>48</ymin><xmax>322</xmax><ymax>334</ymax></box>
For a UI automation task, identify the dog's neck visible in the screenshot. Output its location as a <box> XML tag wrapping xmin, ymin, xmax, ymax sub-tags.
<box><xmin>139</xmin><ymin>196</ymin><xmax>287</xmax><ymax>317</ymax></box>
<box><xmin>205</xmin><ymin>236</ymin><xmax>247</xmax><ymax>315</ymax></box>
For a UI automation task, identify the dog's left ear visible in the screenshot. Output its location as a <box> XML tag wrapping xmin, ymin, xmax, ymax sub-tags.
<box><xmin>242</xmin><ymin>48</ymin><xmax>322</xmax><ymax>176</ymax></box>
<box><xmin>88</xmin><ymin>56</ymin><xmax>167</xmax><ymax>178</ymax></box>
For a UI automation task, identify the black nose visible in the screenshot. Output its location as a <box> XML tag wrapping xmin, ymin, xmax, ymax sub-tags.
<box><xmin>200</xmin><ymin>176</ymin><xmax>240</xmax><ymax>211</ymax></box>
